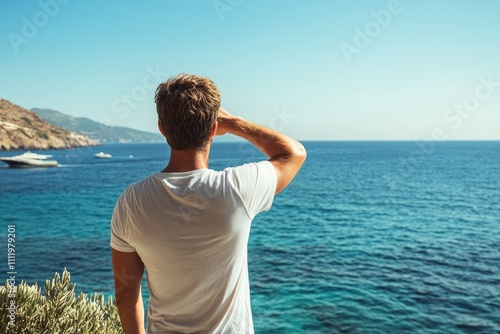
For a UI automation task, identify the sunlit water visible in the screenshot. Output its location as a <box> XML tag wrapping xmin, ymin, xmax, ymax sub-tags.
<box><xmin>1</xmin><ymin>141</ymin><xmax>499</xmax><ymax>333</ymax></box>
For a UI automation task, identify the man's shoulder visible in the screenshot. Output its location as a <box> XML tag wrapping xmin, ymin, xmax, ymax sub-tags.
<box><xmin>223</xmin><ymin>160</ymin><xmax>274</xmax><ymax>175</ymax></box>
<box><xmin>120</xmin><ymin>174</ymin><xmax>158</xmax><ymax>198</ymax></box>
<box><xmin>222</xmin><ymin>161</ymin><xmax>277</xmax><ymax>217</ymax></box>
<box><xmin>222</xmin><ymin>161</ymin><xmax>276</xmax><ymax>193</ymax></box>
<box><xmin>223</xmin><ymin>161</ymin><xmax>276</xmax><ymax>186</ymax></box>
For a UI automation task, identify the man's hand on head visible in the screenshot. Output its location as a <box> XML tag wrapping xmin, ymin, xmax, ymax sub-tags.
<box><xmin>216</xmin><ymin>108</ymin><xmax>239</xmax><ymax>136</ymax></box>
<box><xmin>214</xmin><ymin>107</ymin><xmax>306</xmax><ymax>195</ymax></box>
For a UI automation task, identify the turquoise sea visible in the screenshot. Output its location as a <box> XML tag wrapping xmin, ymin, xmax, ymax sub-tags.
<box><xmin>1</xmin><ymin>141</ymin><xmax>499</xmax><ymax>333</ymax></box>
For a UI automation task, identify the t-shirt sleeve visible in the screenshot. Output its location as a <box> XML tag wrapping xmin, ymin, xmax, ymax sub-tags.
<box><xmin>227</xmin><ymin>160</ymin><xmax>277</xmax><ymax>219</ymax></box>
<box><xmin>110</xmin><ymin>193</ymin><xmax>136</xmax><ymax>252</ymax></box>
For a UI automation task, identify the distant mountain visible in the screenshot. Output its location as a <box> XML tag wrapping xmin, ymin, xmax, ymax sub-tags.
<box><xmin>32</xmin><ymin>108</ymin><xmax>164</xmax><ymax>143</ymax></box>
<box><xmin>0</xmin><ymin>99</ymin><xmax>98</xmax><ymax>151</ymax></box>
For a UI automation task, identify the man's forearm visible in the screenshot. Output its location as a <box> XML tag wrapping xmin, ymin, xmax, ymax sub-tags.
<box><xmin>116</xmin><ymin>293</ymin><xmax>146</xmax><ymax>334</ymax></box>
<box><xmin>216</xmin><ymin>108</ymin><xmax>306</xmax><ymax>193</ymax></box>
<box><xmin>226</xmin><ymin>116</ymin><xmax>305</xmax><ymax>162</ymax></box>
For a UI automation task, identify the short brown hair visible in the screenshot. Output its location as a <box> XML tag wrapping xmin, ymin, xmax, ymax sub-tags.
<box><xmin>155</xmin><ymin>74</ymin><xmax>221</xmax><ymax>150</ymax></box>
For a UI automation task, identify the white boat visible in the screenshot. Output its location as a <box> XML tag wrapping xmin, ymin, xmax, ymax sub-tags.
<box><xmin>95</xmin><ymin>152</ymin><xmax>112</xmax><ymax>159</ymax></box>
<box><xmin>0</xmin><ymin>151</ymin><xmax>58</xmax><ymax>168</ymax></box>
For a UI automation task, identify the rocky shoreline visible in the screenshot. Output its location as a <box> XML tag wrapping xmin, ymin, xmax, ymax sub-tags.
<box><xmin>0</xmin><ymin>99</ymin><xmax>98</xmax><ymax>151</ymax></box>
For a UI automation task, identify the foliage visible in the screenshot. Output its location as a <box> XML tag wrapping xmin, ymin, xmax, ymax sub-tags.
<box><xmin>20</xmin><ymin>117</ymin><xmax>32</xmax><ymax>125</ymax></box>
<box><xmin>37</xmin><ymin>131</ymin><xmax>49</xmax><ymax>140</ymax></box>
<box><xmin>0</xmin><ymin>269</ymin><xmax>124</xmax><ymax>334</ymax></box>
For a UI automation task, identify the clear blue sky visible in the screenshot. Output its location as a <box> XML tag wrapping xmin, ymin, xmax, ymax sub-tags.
<box><xmin>1</xmin><ymin>0</ymin><xmax>499</xmax><ymax>140</ymax></box>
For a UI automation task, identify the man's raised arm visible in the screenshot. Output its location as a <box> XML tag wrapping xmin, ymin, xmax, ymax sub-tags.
<box><xmin>216</xmin><ymin>108</ymin><xmax>306</xmax><ymax>194</ymax></box>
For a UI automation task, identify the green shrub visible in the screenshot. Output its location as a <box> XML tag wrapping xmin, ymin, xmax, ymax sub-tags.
<box><xmin>37</xmin><ymin>132</ymin><xmax>49</xmax><ymax>140</ymax></box>
<box><xmin>0</xmin><ymin>269</ymin><xmax>124</xmax><ymax>334</ymax></box>
<box><xmin>21</xmin><ymin>117</ymin><xmax>32</xmax><ymax>125</ymax></box>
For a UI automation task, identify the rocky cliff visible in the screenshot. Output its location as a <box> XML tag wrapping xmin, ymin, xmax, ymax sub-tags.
<box><xmin>32</xmin><ymin>108</ymin><xmax>164</xmax><ymax>143</ymax></box>
<box><xmin>0</xmin><ymin>99</ymin><xmax>98</xmax><ymax>151</ymax></box>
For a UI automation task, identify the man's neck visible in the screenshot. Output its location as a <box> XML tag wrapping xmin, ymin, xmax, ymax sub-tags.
<box><xmin>162</xmin><ymin>146</ymin><xmax>210</xmax><ymax>173</ymax></box>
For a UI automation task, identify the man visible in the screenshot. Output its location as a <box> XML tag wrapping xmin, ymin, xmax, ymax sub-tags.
<box><xmin>111</xmin><ymin>74</ymin><xmax>306</xmax><ymax>333</ymax></box>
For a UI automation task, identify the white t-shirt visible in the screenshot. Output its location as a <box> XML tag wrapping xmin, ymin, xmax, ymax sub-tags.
<box><xmin>110</xmin><ymin>161</ymin><xmax>277</xmax><ymax>334</ymax></box>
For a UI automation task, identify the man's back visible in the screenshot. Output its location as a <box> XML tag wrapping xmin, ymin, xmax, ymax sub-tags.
<box><xmin>111</xmin><ymin>74</ymin><xmax>305</xmax><ymax>333</ymax></box>
<box><xmin>111</xmin><ymin>162</ymin><xmax>277</xmax><ymax>333</ymax></box>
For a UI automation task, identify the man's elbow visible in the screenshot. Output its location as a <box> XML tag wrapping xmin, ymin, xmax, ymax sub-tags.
<box><xmin>293</xmin><ymin>142</ymin><xmax>307</xmax><ymax>164</ymax></box>
<box><xmin>115</xmin><ymin>291</ymin><xmax>129</xmax><ymax>309</ymax></box>
<box><xmin>115</xmin><ymin>287</ymin><xmax>138</xmax><ymax>306</ymax></box>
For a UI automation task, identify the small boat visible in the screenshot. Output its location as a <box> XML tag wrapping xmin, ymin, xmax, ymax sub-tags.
<box><xmin>95</xmin><ymin>152</ymin><xmax>112</xmax><ymax>159</ymax></box>
<box><xmin>0</xmin><ymin>151</ymin><xmax>58</xmax><ymax>168</ymax></box>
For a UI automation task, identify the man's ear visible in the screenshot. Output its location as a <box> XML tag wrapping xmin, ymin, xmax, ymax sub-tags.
<box><xmin>209</xmin><ymin>121</ymin><xmax>218</xmax><ymax>139</ymax></box>
<box><xmin>158</xmin><ymin>120</ymin><xmax>166</xmax><ymax>138</ymax></box>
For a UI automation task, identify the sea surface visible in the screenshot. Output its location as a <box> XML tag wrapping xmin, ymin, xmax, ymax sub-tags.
<box><xmin>1</xmin><ymin>141</ymin><xmax>499</xmax><ymax>334</ymax></box>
